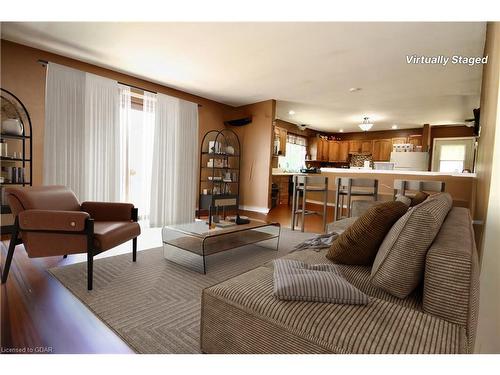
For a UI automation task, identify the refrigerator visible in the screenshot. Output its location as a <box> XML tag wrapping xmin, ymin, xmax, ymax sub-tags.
<box><xmin>390</xmin><ymin>152</ymin><xmax>429</xmax><ymax>171</ymax></box>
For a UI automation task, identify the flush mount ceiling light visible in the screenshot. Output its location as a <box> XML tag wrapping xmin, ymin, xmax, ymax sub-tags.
<box><xmin>349</xmin><ymin>87</ymin><xmax>362</xmax><ymax>92</ymax></box>
<box><xmin>288</xmin><ymin>110</ymin><xmax>296</xmax><ymax>115</ymax></box>
<box><xmin>339</xmin><ymin>129</ymin><xmax>344</xmax><ymax>133</ymax></box>
<box><xmin>392</xmin><ymin>124</ymin><xmax>398</xmax><ymax>129</ymax></box>
<box><xmin>358</xmin><ymin>117</ymin><xmax>373</xmax><ymax>131</ymax></box>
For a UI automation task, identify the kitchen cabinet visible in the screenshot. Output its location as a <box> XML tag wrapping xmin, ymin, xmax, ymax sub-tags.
<box><xmin>372</xmin><ymin>139</ymin><xmax>392</xmax><ymax>161</ymax></box>
<box><xmin>392</xmin><ymin>137</ymin><xmax>407</xmax><ymax>145</ymax></box>
<box><xmin>408</xmin><ymin>135</ymin><xmax>423</xmax><ymax>148</ymax></box>
<box><xmin>361</xmin><ymin>140</ymin><xmax>373</xmax><ymax>154</ymax></box>
<box><xmin>316</xmin><ymin>138</ymin><xmax>327</xmax><ymax>161</ymax></box>
<box><xmin>274</xmin><ymin>127</ymin><xmax>287</xmax><ymax>156</ymax></box>
<box><xmin>348</xmin><ymin>140</ymin><xmax>362</xmax><ymax>153</ymax></box>
<box><xmin>328</xmin><ymin>140</ymin><xmax>340</xmax><ymax>161</ymax></box>
<box><xmin>339</xmin><ymin>141</ymin><xmax>349</xmax><ymax>161</ymax></box>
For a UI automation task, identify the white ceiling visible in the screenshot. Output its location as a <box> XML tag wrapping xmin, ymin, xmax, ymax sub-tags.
<box><xmin>1</xmin><ymin>22</ymin><xmax>486</xmax><ymax>132</ymax></box>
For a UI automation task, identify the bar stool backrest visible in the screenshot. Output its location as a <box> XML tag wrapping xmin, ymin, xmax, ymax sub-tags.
<box><xmin>295</xmin><ymin>175</ymin><xmax>328</xmax><ymax>190</ymax></box>
<box><xmin>335</xmin><ymin>177</ymin><xmax>378</xmax><ymax>194</ymax></box>
<box><xmin>393</xmin><ymin>179</ymin><xmax>445</xmax><ymax>198</ymax></box>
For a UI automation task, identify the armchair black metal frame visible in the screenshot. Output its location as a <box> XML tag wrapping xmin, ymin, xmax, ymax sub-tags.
<box><xmin>1</xmin><ymin>207</ymin><xmax>139</xmax><ymax>291</ymax></box>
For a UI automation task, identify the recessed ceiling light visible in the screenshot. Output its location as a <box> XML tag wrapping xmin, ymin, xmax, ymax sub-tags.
<box><xmin>339</xmin><ymin>129</ymin><xmax>344</xmax><ymax>133</ymax></box>
<box><xmin>392</xmin><ymin>124</ymin><xmax>398</xmax><ymax>129</ymax></box>
<box><xmin>349</xmin><ymin>88</ymin><xmax>362</xmax><ymax>92</ymax></box>
<box><xmin>288</xmin><ymin>110</ymin><xmax>296</xmax><ymax>115</ymax></box>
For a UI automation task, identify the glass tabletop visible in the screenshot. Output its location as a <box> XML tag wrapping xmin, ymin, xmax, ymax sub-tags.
<box><xmin>164</xmin><ymin>219</ymin><xmax>279</xmax><ymax>239</ymax></box>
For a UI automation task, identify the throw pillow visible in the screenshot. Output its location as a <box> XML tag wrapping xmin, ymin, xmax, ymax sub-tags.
<box><xmin>370</xmin><ymin>193</ymin><xmax>453</xmax><ymax>298</ymax></box>
<box><xmin>273</xmin><ymin>259</ymin><xmax>369</xmax><ymax>305</ymax></box>
<box><xmin>410</xmin><ymin>191</ymin><xmax>430</xmax><ymax>207</ymax></box>
<box><xmin>326</xmin><ymin>201</ymin><xmax>409</xmax><ymax>265</ymax></box>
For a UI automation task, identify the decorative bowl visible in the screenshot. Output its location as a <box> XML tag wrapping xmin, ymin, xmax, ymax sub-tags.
<box><xmin>2</xmin><ymin>119</ymin><xmax>24</xmax><ymax>136</ymax></box>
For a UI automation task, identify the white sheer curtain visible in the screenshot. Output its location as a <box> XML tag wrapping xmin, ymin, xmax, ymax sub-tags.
<box><xmin>44</xmin><ymin>64</ymin><xmax>121</xmax><ymax>201</ymax></box>
<box><xmin>150</xmin><ymin>93</ymin><xmax>199</xmax><ymax>226</ymax></box>
<box><xmin>139</xmin><ymin>92</ymin><xmax>156</xmax><ymax>221</ymax></box>
<box><xmin>84</xmin><ymin>73</ymin><xmax>121</xmax><ymax>201</ymax></box>
<box><xmin>118</xmin><ymin>85</ymin><xmax>132</xmax><ymax>201</ymax></box>
<box><xmin>44</xmin><ymin>63</ymin><xmax>86</xmax><ymax>198</ymax></box>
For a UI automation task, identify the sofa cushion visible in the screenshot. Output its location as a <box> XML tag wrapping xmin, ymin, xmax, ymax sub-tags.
<box><xmin>273</xmin><ymin>259</ymin><xmax>369</xmax><ymax>304</ymax></box>
<box><xmin>93</xmin><ymin>221</ymin><xmax>141</xmax><ymax>251</ymax></box>
<box><xmin>326</xmin><ymin>201</ymin><xmax>408</xmax><ymax>265</ymax></box>
<box><xmin>370</xmin><ymin>193</ymin><xmax>453</xmax><ymax>298</ymax></box>
<box><xmin>201</xmin><ymin>265</ymin><xmax>465</xmax><ymax>354</ymax></box>
<box><xmin>269</xmin><ymin>249</ymin><xmax>423</xmax><ymax>310</ymax></box>
<box><xmin>423</xmin><ymin>207</ymin><xmax>479</xmax><ymax>351</ymax></box>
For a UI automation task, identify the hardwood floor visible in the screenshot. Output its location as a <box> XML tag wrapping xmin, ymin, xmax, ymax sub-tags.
<box><xmin>0</xmin><ymin>203</ymin><xmax>329</xmax><ymax>353</ymax></box>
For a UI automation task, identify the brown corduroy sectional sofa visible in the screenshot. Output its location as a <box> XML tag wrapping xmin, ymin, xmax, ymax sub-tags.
<box><xmin>200</xmin><ymin>207</ymin><xmax>479</xmax><ymax>354</ymax></box>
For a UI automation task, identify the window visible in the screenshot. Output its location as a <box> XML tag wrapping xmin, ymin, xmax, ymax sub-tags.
<box><xmin>278</xmin><ymin>134</ymin><xmax>307</xmax><ymax>172</ymax></box>
<box><xmin>432</xmin><ymin>137</ymin><xmax>475</xmax><ymax>173</ymax></box>
<box><xmin>120</xmin><ymin>87</ymin><xmax>156</xmax><ymax>221</ymax></box>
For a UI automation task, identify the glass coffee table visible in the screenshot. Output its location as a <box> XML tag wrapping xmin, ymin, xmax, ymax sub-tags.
<box><xmin>162</xmin><ymin>219</ymin><xmax>281</xmax><ymax>273</ymax></box>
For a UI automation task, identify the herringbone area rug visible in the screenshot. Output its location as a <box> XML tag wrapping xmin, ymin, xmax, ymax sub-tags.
<box><xmin>49</xmin><ymin>229</ymin><xmax>313</xmax><ymax>353</ymax></box>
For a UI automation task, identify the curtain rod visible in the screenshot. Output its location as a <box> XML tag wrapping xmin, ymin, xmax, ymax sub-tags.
<box><xmin>37</xmin><ymin>59</ymin><xmax>202</xmax><ymax>107</ymax></box>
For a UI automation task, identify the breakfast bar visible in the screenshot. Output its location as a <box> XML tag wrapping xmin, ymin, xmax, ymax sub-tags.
<box><xmin>274</xmin><ymin>168</ymin><xmax>476</xmax><ymax>214</ymax></box>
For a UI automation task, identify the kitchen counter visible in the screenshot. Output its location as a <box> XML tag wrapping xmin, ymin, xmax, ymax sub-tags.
<box><xmin>308</xmin><ymin>168</ymin><xmax>477</xmax><ymax>213</ymax></box>
<box><xmin>320</xmin><ymin>167</ymin><xmax>476</xmax><ymax>178</ymax></box>
<box><xmin>271</xmin><ymin>172</ymin><xmax>306</xmax><ymax>176</ymax></box>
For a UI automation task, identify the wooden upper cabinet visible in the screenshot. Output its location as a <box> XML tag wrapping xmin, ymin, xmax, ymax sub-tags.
<box><xmin>321</xmin><ymin>138</ymin><xmax>330</xmax><ymax>161</ymax></box>
<box><xmin>339</xmin><ymin>141</ymin><xmax>349</xmax><ymax>161</ymax></box>
<box><xmin>317</xmin><ymin>138</ymin><xmax>329</xmax><ymax>161</ymax></box>
<box><xmin>408</xmin><ymin>135</ymin><xmax>423</xmax><ymax>148</ymax></box>
<box><xmin>308</xmin><ymin>136</ymin><xmax>318</xmax><ymax>160</ymax></box>
<box><xmin>361</xmin><ymin>140</ymin><xmax>373</xmax><ymax>154</ymax></box>
<box><xmin>316</xmin><ymin>138</ymin><xmax>324</xmax><ymax>160</ymax></box>
<box><xmin>328</xmin><ymin>140</ymin><xmax>340</xmax><ymax>161</ymax></box>
<box><xmin>372</xmin><ymin>139</ymin><xmax>392</xmax><ymax>161</ymax></box>
<box><xmin>348</xmin><ymin>140</ymin><xmax>362</xmax><ymax>153</ymax></box>
<box><xmin>392</xmin><ymin>137</ymin><xmax>408</xmax><ymax>145</ymax></box>
<box><xmin>276</xmin><ymin>127</ymin><xmax>287</xmax><ymax>156</ymax></box>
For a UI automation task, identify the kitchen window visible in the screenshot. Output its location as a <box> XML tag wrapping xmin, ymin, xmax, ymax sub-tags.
<box><xmin>278</xmin><ymin>134</ymin><xmax>307</xmax><ymax>172</ymax></box>
<box><xmin>431</xmin><ymin>137</ymin><xmax>475</xmax><ymax>173</ymax></box>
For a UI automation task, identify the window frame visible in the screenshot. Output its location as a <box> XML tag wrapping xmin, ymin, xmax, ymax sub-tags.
<box><xmin>431</xmin><ymin>136</ymin><xmax>476</xmax><ymax>173</ymax></box>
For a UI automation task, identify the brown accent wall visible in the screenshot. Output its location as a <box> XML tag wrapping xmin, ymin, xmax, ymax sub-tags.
<box><xmin>227</xmin><ymin>100</ymin><xmax>276</xmax><ymax>211</ymax></box>
<box><xmin>474</xmin><ymin>22</ymin><xmax>500</xmax><ymax>255</ymax></box>
<box><xmin>0</xmin><ymin>40</ymin><xmax>231</xmax><ymax>186</ymax></box>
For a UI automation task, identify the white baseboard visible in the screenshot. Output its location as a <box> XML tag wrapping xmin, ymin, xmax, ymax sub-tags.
<box><xmin>239</xmin><ymin>205</ymin><xmax>270</xmax><ymax>214</ymax></box>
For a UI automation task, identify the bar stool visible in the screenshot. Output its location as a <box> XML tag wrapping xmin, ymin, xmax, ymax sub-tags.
<box><xmin>291</xmin><ymin>175</ymin><xmax>329</xmax><ymax>232</ymax></box>
<box><xmin>393</xmin><ymin>179</ymin><xmax>445</xmax><ymax>198</ymax></box>
<box><xmin>334</xmin><ymin>177</ymin><xmax>378</xmax><ymax>221</ymax></box>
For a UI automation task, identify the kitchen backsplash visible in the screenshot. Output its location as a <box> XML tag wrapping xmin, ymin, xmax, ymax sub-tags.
<box><xmin>350</xmin><ymin>154</ymin><xmax>373</xmax><ymax>168</ymax></box>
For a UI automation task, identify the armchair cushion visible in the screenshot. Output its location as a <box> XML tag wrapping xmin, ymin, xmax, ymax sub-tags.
<box><xmin>93</xmin><ymin>221</ymin><xmax>141</xmax><ymax>252</ymax></box>
<box><xmin>81</xmin><ymin>201</ymin><xmax>135</xmax><ymax>222</ymax></box>
<box><xmin>19</xmin><ymin>209</ymin><xmax>90</xmax><ymax>232</ymax></box>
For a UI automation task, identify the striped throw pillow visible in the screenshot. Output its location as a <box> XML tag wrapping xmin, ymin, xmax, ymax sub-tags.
<box><xmin>273</xmin><ymin>259</ymin><xmax>369</xmax><ymax>305</ymax></box>
<box><xmin>370</xmin><ymin>193</ymin><xmax>453</xmax><ymax>298</ymax></box>
<box><xmin>326</xmin><ymin>201</ymin><xmax>409</xmax><ymax>265</ymax></box>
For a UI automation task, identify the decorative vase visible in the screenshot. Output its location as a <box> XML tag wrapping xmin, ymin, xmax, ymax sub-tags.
<box><xmin>2</xmin><ymin>119</ymin><xmax>23</xmax><ymax>136</ymax></box>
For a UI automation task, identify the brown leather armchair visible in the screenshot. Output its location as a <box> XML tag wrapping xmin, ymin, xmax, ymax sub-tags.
<box><xmin>1</xmin><ymin>185</ymin><xmax>140</xmax><ymax>290</ymax></box>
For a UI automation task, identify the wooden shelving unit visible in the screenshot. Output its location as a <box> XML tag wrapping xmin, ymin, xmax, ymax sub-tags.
<box><xmin>1</xmin><ymin>88</ymin><xmax>33</xmax><ymax>235</ymax></box>
<box><xmin>197</xmin><ymin>129</ymin><xmax>241</xmax><ymax>219</ymax></box>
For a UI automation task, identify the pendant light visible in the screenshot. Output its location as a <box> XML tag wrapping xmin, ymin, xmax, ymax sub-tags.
<box><xmin>358</xmin><ymin>117</ymin><xmax>374</xmax><ymax>131</ymax></box>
